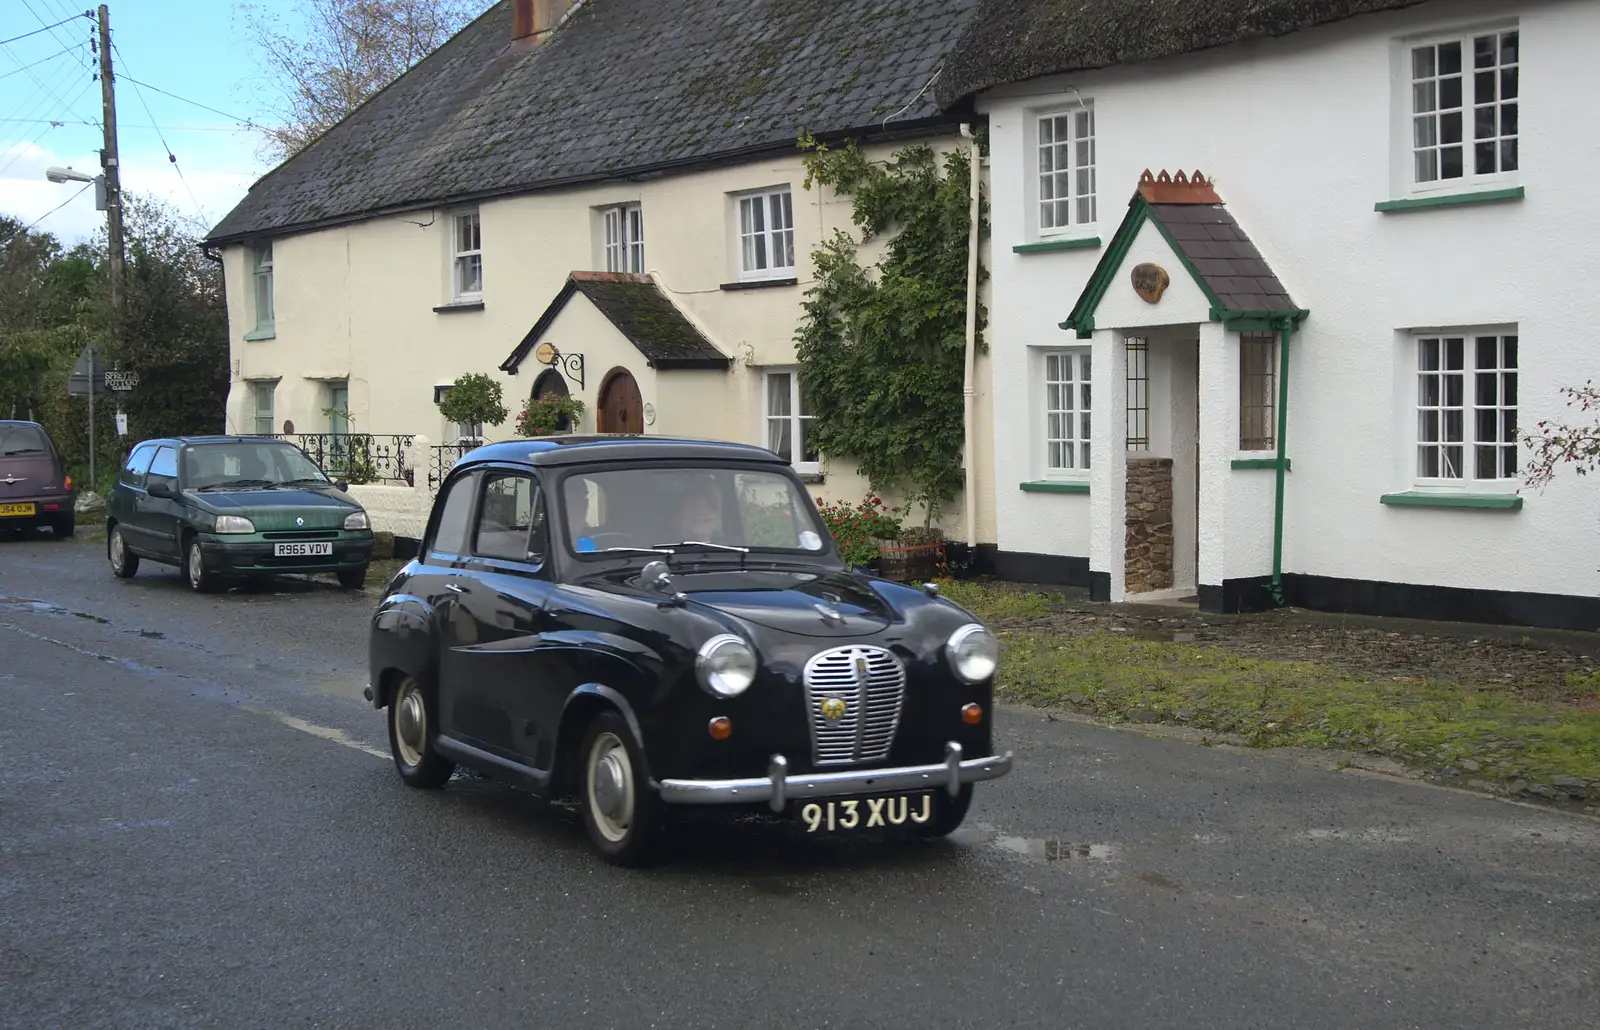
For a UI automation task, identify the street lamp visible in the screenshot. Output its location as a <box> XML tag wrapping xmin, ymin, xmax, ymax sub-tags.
<box><xmin>44</xmin><ymin>164</ymin><xmax>108</xmax><ymax>210</ymax></box>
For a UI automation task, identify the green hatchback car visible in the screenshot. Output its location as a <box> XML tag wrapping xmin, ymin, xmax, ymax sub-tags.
<box><xmin>106</xmin><ymin>435</ymin><xmax>375</xmax><ymax>592</ymax></box>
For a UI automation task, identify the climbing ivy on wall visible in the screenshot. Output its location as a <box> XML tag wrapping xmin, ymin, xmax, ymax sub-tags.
<box><xmin>794</xmin><ymin>132</ymin><xmax>988</xmax><ymax>528</ymax></box>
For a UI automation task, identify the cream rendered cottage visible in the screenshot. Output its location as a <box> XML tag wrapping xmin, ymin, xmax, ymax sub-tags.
<box><xmin>939</xmin><ymin>0</ymin><xmax>1599</xmax><ymax>629</ymax></box>
<box><xmin>205</xmin><ymin>0</ymin><xmax>995</xmax><ymax>548</ymax></box>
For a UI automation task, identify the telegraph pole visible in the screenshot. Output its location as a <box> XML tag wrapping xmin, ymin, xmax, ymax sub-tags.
<box><xmin>94</xmin><ymin>4</ymin><xmax>124</xmax><ymax>488</ymax></box>
<box><xmin>97</xmin><ymin>4</ymin><xmax>124</xmax><ymax>318</ymax></box>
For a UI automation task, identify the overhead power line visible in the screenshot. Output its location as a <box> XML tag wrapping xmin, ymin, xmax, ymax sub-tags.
<box><xmin>115</xmin><ymin>74</ymin><xmax>256</xmax><ymax>127</ymax></box>
<box><xmin>112</xmin><ymin>42</ymin><xmax>210</xmax><ymax>223</ymax></box>
<box><xmin>0</xmin><ymin>181</ymin><xmax>92</xmax><ymax>245</ymax></box>
<box><xmin>0</xmin><ymin>12</ymin><xmax>88</xmax><ymax>48</ymax></box>
<box><xmin>20</xmin><ymin>0</ymin><xmax>92</xmax><ymax>70</ymax></box>
<box><xmin>0</xmin><ymin>43</ymin><xmax>83</xmax><ymax>81</ymax></box>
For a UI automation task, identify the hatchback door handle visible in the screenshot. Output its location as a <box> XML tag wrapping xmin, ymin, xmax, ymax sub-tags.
<box><xmin>444</xmin><ymin>583</ymin><xmax>465</xmax><ymax>594</ymax></box>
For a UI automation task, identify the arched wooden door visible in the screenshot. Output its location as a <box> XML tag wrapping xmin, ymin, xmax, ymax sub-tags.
<box><xmin>597</xmin><ymin>368</ymin><xmax>643</xmax><ymax>434</ymax></box>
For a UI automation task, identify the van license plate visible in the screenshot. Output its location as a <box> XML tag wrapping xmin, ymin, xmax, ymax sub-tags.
<box><xmin>273</xmin><ymin>541</ymin><xmax>332</xmax><ymax>556</ymax></box>
<box><xmin>0</xmin><ymin>503</ymin><xmax>35</xmax><ymax>517</ymax></box>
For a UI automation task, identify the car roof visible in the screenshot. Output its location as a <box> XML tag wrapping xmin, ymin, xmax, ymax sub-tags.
<box><xmin>458</xmin><ymin>434</ymin><xmax>788</xmax><ymax>470</ymax></box>
<box><xmin>127</xmin><ymin>436</ymin><xmax>301</xmax><ymax>447</ymax></box>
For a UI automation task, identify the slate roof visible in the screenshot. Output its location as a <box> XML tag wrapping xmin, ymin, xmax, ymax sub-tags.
<box><xmin>1061</xmin><ymin>170</ymin><xmax>1304</xmax><ymax>337</ymax></box>
<box><xmin>938</xmin><ymin>0</ymin><xmax>1427</xmax><ymax>106</ymax></box>
<box><xmin>207</xmin><ymin>0</ymin><xmax>981</xmax><ymax>244</ymax></box>
<box><xmin>501</xmin><ymin>271</ymin><xmax>731</xmax><ymax>372</ymax></box>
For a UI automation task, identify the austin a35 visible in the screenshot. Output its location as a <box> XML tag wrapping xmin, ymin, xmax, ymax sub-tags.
<box><xmin>365</xmin><ymin>436</ymin><xmax>1013</xmax><ymax>864</ymax></box>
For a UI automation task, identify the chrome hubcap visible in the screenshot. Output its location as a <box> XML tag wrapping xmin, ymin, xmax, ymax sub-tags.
<box><xmin>188</xmin><ymin>545</ymin><xmax>203</xmax><ymax>586</ymax></box>
<box><xmin>110</xmin><ymin>531</ymin><xmax>124</xmax><ymax>569</ymax></box>
<box><xmin>393</xmin><ymin>680</ymin><xmax>425</xmax><ymax>768</ymax></box>
<box><xmin>586</xmin><ymin>732</ymin><xmax>633</xmax><ymax>843</ymax></box>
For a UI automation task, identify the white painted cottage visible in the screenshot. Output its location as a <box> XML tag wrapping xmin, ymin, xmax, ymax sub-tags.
<box><xmin>940</xmin><ymin>0</ymin><xmax>1598</xmax><ymax>629</ymax></box>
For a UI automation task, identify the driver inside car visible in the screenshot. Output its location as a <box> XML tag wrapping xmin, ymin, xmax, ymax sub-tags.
<box><xmin>674</xmin><ymin>489</ymin><xmax>725</xmax><ymax>543</ymax></box>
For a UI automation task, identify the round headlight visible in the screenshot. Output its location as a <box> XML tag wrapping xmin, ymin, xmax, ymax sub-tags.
<box><xmin>213</xmin><ymin>514</ymin><xmax>255</xmax><ymax>534</ymax></box>
<box><xmin>344</xmin><ymin>511</ymin><xmax>370</xmax><ymax>531</ymax></box>
<box><xmin>696</xmin><ymin>634</ymin><xmax>757</xmax><ymax>698</ymax></box>
<box><xmin>946</xmin><ymin>623</ymin><xmax>998</xmax><ymax>683</ymax></box>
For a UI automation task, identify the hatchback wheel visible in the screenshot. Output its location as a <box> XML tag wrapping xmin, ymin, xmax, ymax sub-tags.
<box><xmin>387</xmin><ymin>675</ymin><xmax>454</xmax><ymax>788</ymax></box>
<box><xmin>185</xmin><ymin>538</ymin><xmax>216</xmax><ymax>593</ymax></box>
<box><xmin>580</xmin><ymin>710</ymin><xmax>664</xmax><ymax>866</ymax></box>
<box><xmin>51</xmin><ymin>514</ymin><xmax>74</xmax><ymax>539</ymax></box>
<box><xmin>337</xmin><ymin>564</ymin><xmax>368</xmax><ymax>590</ymax></box>
<box><xmin>108</xmin><ymin>526</ymin><xmax>139</xmax><ymax>578</ymax></box>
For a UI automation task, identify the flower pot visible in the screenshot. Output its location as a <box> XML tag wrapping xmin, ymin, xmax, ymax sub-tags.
<box><xmin>874</xmin><ymin>536</ymin><xmax>945</xmax><ymax>583</ymax></box>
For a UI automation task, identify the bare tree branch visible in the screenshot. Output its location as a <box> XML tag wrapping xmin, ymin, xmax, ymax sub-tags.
<box><xmin>237</xmin><ymin>0</ymin><xmax>493</xmax><ymax>163</ymax></box>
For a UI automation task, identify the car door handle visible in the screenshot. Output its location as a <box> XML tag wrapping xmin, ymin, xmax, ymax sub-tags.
<box><xmin>444</xmin><ymin>583</ymin><xmax>465</xmax><ymax>594</ymax></box>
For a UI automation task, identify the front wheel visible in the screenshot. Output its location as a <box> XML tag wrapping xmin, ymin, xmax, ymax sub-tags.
<box><xmin>185</xmin><ymin>538</ymin><xmax>216</xmax><ymax>593</ymax></box>
<box><xmin>912</xmin><ymin>784</ymin><xmax>973</xmax><ymax>839</ymax></box>
<box><xmin>580</xmin><ymin>710</ymin><xmax>665</xmax><ymax>867</ymax></box>
<box><xmin>109</xmin><ymin>526</ymin><xmax>139</xmax><ymax>578</ymax></box>
<box><xmin>388</xmin><ymin>675</ymin><xmax>454</xmax><ymax>788</ymax></box>
<box><xmin>337</xmin><ymin>565</ymin><xmax>368</xmax><ymax>590</ymax></box>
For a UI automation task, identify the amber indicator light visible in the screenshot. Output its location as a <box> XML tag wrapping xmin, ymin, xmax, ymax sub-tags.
<box><xmin>708</xmin><ymin>716</ymin><xmax>733</xmax><ymax>740</ymax></box>
<box><xmin>961</xmin><ymin>703</ymin><xmax>982</xmax><ymax>725</ymax></box>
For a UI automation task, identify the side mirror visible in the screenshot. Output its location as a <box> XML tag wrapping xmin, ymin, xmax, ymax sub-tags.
<box><xmin>147</xmin><ymin>478</ymin><xmax>176</xmax><ymax>499</ymax></box>
<box><xmin>335</xmin><ymin>480</ymin><xmax>349</xmax><ymax>492</ymax></box>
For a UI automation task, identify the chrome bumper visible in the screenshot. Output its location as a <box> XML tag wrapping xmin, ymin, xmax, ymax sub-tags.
<box><xmin>657</xmin><ymin>742</ymin><xmax>1013</xmax><ymax>814</ymax></box>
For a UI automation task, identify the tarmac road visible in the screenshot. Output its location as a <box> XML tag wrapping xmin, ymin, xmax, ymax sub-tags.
<box><xmin>2</xmin><ymin>533</ymin><xmax>1596</xmax><ymax>1029</ymax></box>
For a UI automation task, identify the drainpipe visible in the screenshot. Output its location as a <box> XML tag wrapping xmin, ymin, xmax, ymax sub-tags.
<box><xmin>959</xmin><ymin>123</ymin><xmax>980</xmax><ymax>553</ymax></box>
<box><xmin>1268</xmin><ymin>320</ymin><xmax>1292</xmax><ymax>606</ymax></box>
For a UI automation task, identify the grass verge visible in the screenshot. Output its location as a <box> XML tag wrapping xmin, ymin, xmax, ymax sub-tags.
<box><xmin>940</xmin><ymin>581</ymin><xmax>1600</xmax><ymax>799</ymax></box>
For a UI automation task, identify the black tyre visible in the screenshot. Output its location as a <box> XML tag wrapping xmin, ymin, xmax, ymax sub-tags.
<box><xmin>579</xmin><ymin>709</ymin><xmax>665</xmax><ymax>867</ymax></box>
<box><xmin>337</xmin><ymin>565</ymin><xmax>368</xmax><ymax>590</ymax></box>
<box><xmin>387</xmin><ymin>674</ymin><xmax>454</xmax><ymax>788</ymax></box>
<box><xmin>108</xmin><ymin>525</ymin><xmax>139</xmax><ymax>578</ymax></box>
<box><xmin>912</xmin><ymin>785</ymin><xmax>973</xmax><ymax>838</ymax></box>
<box><xmin>185</xmin><ymin>537</ymin><xmax>216</xmax><ymax>593</ymax></box>
<box><xmin>51</xmin><ymin>514</ymin><xmax>75</xmax><ymax>538</ymax></box>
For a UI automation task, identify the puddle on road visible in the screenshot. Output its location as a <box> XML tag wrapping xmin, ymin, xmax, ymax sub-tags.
<box><xmin>0</xmin><ymin>598</ymin><xmax>110</xmax><ymax>624</ymax></box>
<box><xmin>988</xmin><ymin>835</ymin><xmax>1119</xmax><ymax>862</ymax></box>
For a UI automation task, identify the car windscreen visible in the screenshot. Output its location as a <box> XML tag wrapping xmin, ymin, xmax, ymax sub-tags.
<box><xmin>0</xmin><ymin>423</ymin><xmax>50</xmax><ymax>457</ymax></box>
<box><xmin>181</xmin><ymin>442</ymin><xmax>329</xmax><ymax>490</ymax></box>
<box><xmin>561</xmin><ymin>466</ymin><xmax>827</xmax><ymax>556</ymax></box>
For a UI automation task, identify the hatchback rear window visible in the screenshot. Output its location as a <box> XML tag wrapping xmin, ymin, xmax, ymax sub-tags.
<box><xmin>0</xmin><ymin>424</ymin><xmax>49</xmax><ymax>457</ymax></box>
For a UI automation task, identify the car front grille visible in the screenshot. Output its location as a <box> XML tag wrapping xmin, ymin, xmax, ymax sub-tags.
<box><xmin>802</xmin><ymin>645</ymin><xmax>906</xmax><ymax>766</ymax></box>
<box><xmin>261</xmin><ymin>530</ymin><xmax>339</xmax><ymax>540</ymax></box>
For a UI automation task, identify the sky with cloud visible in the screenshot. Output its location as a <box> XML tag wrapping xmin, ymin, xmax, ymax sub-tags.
<box><xmin>1</xmin><ymin>0</ymin><xmax>285</xmax><ymax>243</ymax></box>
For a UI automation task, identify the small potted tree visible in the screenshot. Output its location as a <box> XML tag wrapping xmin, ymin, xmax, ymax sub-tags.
<box><xmin>437</xmin><ymin>373</ymin><xmax>509</xmax><ymax>445</ymax></box>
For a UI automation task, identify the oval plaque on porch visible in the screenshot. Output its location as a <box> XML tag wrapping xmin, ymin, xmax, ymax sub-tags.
<box><xmin>1131</xmin><ymin>262</ymin><xmax>1170</xmax><ymax>304</ymax></box>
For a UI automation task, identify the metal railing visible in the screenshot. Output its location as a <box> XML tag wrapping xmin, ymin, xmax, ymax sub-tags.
<box><xmin>251</xmin><ymin>433</ymin><xmax>415</xmax><ymax>485</ymax></box>
<box><xmin>429</xmin><ymin>441</ymin><xmax>479</xmax><ymax>490</ymax></box>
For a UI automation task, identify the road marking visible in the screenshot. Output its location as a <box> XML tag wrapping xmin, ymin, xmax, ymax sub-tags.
<box><xmin>244</xmin><ymin>704</ymin><xmax>389</xmax><ymax>760</ymax></box>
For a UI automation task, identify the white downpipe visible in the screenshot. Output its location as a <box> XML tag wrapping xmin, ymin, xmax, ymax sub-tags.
<box><xmin>959</xmin><ymin>123</ymin><xmax>980</xmax><ymax>551</ymax></box>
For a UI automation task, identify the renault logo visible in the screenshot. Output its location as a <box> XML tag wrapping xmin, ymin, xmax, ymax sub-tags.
<box><xmin>295</xmin><ymin>516</ymin><xmax>304</xmax><ymax>526</ymax></box>
<box><xmin>820</xmin><ymin>696</ymin><xmax>848</xmax><ymax>721</ymax></box>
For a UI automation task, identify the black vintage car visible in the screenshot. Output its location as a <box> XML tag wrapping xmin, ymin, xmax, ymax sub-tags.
<box><xmin>365</xmin><ymin>436</ymin><xmax>1012</xmax><ymax>864</ymax></box>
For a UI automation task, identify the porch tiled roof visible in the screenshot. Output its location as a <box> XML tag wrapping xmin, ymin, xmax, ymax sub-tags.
<box><xmin>501</xmin><ymin>272</ymin><xmax>731</xmax><ymax>373</ymax></box>
<box><xmin>1060</xmin><ymin>169</ymin><xmax>1306</xmax><ymax>337</ymax></box>
<box><xmin>1149</xmin><ymin>202</ymin><xmax>1298</xmax><ymax>313</ymax></box>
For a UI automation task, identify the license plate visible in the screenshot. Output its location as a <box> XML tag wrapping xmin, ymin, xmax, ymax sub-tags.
<box><xmin>798</xmin><ymin>793</ymin><xmax>934</xmax><ymax>833</ymax></box>
<box><xmin>0</xmin><ymin>502</ymin><xmax>35</xmax><ymax>517</ymax></box>
<box><xmin>273</xmin><ymin>541</ymin><xmax>333</xmax><ymax>557</ymax></box>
